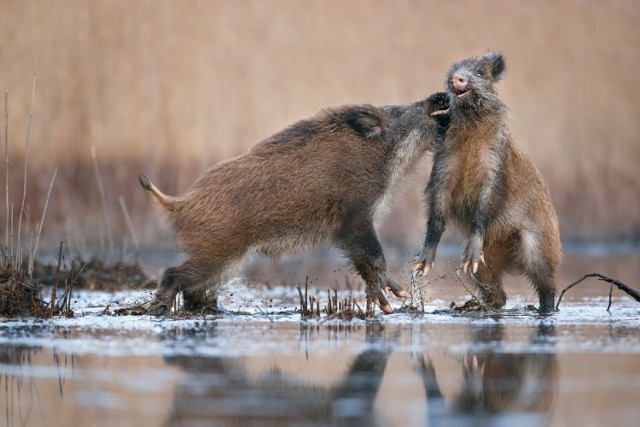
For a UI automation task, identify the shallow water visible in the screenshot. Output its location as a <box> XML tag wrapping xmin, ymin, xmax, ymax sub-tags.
<box><xmin>0</xmin><ymin>282</ymin><xmax>639</xmax><ymax>427</ymax></box>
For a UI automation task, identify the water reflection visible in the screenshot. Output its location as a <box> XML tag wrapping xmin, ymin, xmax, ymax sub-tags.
<box><xmin>1</xmin><ymin>313</ymin><xmax>637</xmax><ymax>426</ymax></box>
<box><xmin>416</xmin><ymin>323</ymin><xmax>558</xmax><ymax>426</ymax></box>
<box><xmin>1</xmin><ymin>330</ymin><xmax>80</xmax><ymax>427</ymax></box>
<box><xmin>162</xmin><ymin>322</ymin><xmax>393</xmax><ymax>427</ymax></box>
<box><xmin>1</xmin><ymin>344</ymin><xmax>43</xmax><ymax>426</ymax></box>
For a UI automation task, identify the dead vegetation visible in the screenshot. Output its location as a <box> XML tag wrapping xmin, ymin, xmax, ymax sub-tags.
<box><xmin>1</xmin><ymin>240</ymin><xmax>149</xmax><ymax>318</ymax></box>
<box><xmin>297</xmin><ymin>277</ymin><xmax>372</xmax><ymax>321</ymax></box>
<box><xmin>556</xmin><ymin>273</ymin><xmax>640</xmax><ymax>311</ymax></box>
<box><xmin>1</xmin><ymin>1</ymin><xmax>639</xmax><ymax>248</ymax></box>
<box><xmin>0</xmin><ymin>60</ymin><xmax>52</xmax><ymax>318</ymax></box>
<box><xmin>0</xmin><ymin>263</ymin><xmax>48</xmax><ymax>317</ymax></box>
<box><xmin>294</xmin><ymin>268</ymin><xmax>502</xmax><ymax>321</ymax></box>
<box><xmin>32</xmin><ymin>256</ymin><xmax>150</xmax><ymax>291</ymax></box>
<box><xmin>0</xmin><ymin>63</ymin><xmax>149</xmax><ymax>318</ymax></box>
<box><xmin>1</xmin><ymin>2</ymin><xmax>638</xmax><ymax>317</ymax></box>
<box><xmin>290</xmin><ymin>264</ymin><xmax>512</xmax><ymax>321</ymax></box>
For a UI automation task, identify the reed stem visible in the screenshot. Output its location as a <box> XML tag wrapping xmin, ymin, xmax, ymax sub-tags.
<box><xmin>28</xmin><ymin>167</ymin><xmax>57</xmax><ymax>277</ymax></box>
<box><xmin>16</xmin><ymin>56</ymin><xmax>37</xmax><ymax>270</ymax></box>
<box><xmin>91</xmin><ymin>146</ymin><xmax>114</xmax><ymax>260</ymax></box>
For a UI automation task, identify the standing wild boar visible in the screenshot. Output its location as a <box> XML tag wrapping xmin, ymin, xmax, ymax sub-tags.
<box><xmin>414</xmin><ymin>53</ymin><xmax>562</xmax><ymax>312</ymax></box>
<box><xmin>141</xmin><ymin>92</ymin><xmax>449</xmax><ymax>315</ymax></box>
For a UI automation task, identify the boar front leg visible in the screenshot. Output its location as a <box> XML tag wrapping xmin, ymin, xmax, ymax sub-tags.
<box><xmin>415</xmin><ymin>164</ymin><xmax>447</xmax><ymax>276</ymax></box>
<box><xmin>339</xmin><ymin>223</ymin><xmax>409</xmax><ymax>313</ymax></box>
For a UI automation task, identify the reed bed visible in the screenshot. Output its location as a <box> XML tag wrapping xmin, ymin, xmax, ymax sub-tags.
<box><xmin>0</xmin><ymin>0</ymin><xmax>638</xmax><ymax>254</ymax></box>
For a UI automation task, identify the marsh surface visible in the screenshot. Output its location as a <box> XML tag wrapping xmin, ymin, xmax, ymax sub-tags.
<box><xmin>1</xmin><ymin>250</ymin><xmax>639</xmax><ymax>427</ymax></box>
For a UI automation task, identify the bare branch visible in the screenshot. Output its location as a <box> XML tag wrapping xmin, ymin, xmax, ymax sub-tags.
<box><xmin>556</xmin><ymin>273</ymin><xmax>640</xmax><ymax>310</ymax></box>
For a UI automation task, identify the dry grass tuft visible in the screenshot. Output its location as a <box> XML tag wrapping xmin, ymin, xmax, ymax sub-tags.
<box><xmin>297</xmin><ymin>277</ymin><xmax>374</xmax><ymax>320</ymax></box>
<box><xmin>0</xmin><ymin>261</ymin><xmax>49</xmax><ymax>317</ymax></box>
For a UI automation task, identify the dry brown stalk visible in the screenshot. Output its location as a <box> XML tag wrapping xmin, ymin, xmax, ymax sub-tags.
<box><xmin>10</xmin><ymin>203</ymin><xmax>13</xmax><ymax>260</ymax></box>
<box><xmin>4</xmin><ymin>91</ymin><xmax>9</xmax><ymax>256</ymax></box>
<box><xmin>91</xmin><ymin>146</ymin><xmax>114</xmax><ymax>260</ymax></box>
<box><xmin>118</xmin><ymin>195</ymin><xmax>140</xmax><ymax>258</ymax></box>
<box><xmin>28</xmin><ymin>167</ymin><xmax>57</xmax><ymax>276</ymax></box>
<box><xmin>296</xmin><ymin>286</ymin><xmax>306</xmax><ymax>316</ymax></box>
<box><xmin>16</xmin><ymin>56</ymin><xmax>38</xmax><ymax>270</ymax></box>
<box><xmin>50</xmin><ymin>241</ymin><xmax>63</xmax><ymax>317</ymax></box>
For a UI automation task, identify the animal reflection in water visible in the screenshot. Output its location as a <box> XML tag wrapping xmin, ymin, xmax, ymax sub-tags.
<box><xmin>415</xmin><ymin>324</ymin><xmax>558</xmax><ymax>425</ymax></box>
<box><xmin>160</xmin><ymin>323</ymin><xmax>557</xmax><ymax>426</ymax></box>
<box><xmin>161</xmin><ymin>323</ymin><xmax>393</xmax><ymax>427</ymax></box>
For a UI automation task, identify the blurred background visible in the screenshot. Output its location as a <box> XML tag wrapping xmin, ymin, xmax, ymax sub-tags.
<box><xmin>1</xmin><ymin>1</ymin><xmax>638</xmax><ymax>273</ymax></box>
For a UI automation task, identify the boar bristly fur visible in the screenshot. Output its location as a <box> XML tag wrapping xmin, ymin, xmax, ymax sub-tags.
<box><xmin>142</xmin><ymin>92</ymin><xmax>449</xmax><ymax>315</ymax></box>
<box><xmin>415</xmin><ymin>53</ymin><xmax>562</xmax><ymax>313</ymax></box>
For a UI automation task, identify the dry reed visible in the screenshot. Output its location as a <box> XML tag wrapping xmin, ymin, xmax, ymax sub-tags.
<box><xmin>0</xmin><ymin>1</ymin><xmax>638</xmax><ymax>252</ymax></box>
<box><xmin>4</xmin><ymin>91</ymin><xmax>8</xmax><ymax>254</ymax></box>
<box><xmin>16</xmin><ymin>57</ymin><xmax>37</xmax><ymax>267</ymax></box>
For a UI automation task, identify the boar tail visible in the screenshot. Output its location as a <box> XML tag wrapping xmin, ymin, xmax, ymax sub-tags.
<box><xmin>139</xmin><ymin>173</ymin><xmax>177</xmax><ymax>211</ymax></box>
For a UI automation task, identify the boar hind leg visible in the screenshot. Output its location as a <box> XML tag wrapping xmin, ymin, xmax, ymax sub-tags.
<box><xmin>339</xmin><ymin>225</ymin><xmax>409</xmax><ymax>313</ymax></box>
<box><xmin>518</xmin><ymin>230</ymin><xmax>558</xmax><ymax>313</ymax></box>
<box><xmin>149</xmin><ymin>259</ymin><xmax>217</xmax><ymax>316</ymax></box>
<box><xmin>182</xmin><ymin>287</ymin><xmax>214</xmax><ymax>313</ymax></box>
<box><xmin>525</xmin><ymin>268</ymin><xmax>557</xmax><ymax>313</ymax></box>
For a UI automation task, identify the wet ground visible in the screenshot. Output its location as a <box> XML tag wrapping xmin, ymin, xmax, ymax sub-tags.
<box><xmin>1</xmin><ymin>251</ymin><xmax>639</xmax><ymax>427</ymax></box>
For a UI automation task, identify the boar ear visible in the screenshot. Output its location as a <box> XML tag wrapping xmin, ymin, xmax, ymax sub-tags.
<box><xmin>426</xmin><ymin>92</ymin><xmax>450</xmax><ymax>116</ymax></box>
<box><xmin>345</xmin><ymin>107</ymin><xmax>383</xmax><ymax>138</ymax></box>
<box><xmin>483</xmin><ymin>52</ymin><xmax>506</xmax><ymax>81</ymax></box>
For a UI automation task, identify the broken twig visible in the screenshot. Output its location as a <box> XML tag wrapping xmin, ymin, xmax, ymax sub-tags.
<box><xmin>556</xmin><ymin>273</ymin><xmax>640</xmax><ymax>310</ymax></box>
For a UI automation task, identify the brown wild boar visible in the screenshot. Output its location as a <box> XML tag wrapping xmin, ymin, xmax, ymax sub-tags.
<box><xmin>141</xmin><ymin>92</ymin><xmax>449</xmax><ymax>315</ymax></box>
<box><xmin>414</xmin><ymin>52</ymin><xmax>562</xmax><ymax>312</ymax></box>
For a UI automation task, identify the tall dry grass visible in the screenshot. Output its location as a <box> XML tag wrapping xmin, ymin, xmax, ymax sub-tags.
<box><xmin>0</xmin><ymin>0</ymin><xmax>638</xmax><ymax>256</ymax></box>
